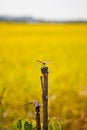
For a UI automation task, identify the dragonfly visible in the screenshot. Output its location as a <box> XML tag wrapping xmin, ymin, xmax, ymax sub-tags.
<box><xmin>37</xmin><ymin>60</ymin><xmax>53</xmax><ymax>66</ymax></box>
<box><xmin>23</xmin><ymin>100</ymin><xmax>43</xmax><ymax>107</ymax></box>
<box><xmin>37</xmin><ymin>60</ymin><xmax>47</xmax><ymax>66</ymax></box>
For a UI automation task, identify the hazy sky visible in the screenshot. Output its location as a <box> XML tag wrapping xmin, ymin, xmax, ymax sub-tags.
<box><xmin>0</xmin><ymin>0</ymin><xmax>87</xmax><ymax>20</ymax></box>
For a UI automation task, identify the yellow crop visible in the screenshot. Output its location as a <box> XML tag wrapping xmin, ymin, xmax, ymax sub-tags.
<box><xmin>0</xmin><ymin>23</ymin><xmax>87</xmax><ymax>129</ymax></box>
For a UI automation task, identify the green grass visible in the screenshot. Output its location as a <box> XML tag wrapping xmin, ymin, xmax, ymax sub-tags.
<box><xmin>11</xmin><ymin>118</ymin><xmax>61</xmax><ymax>130</ymax></box>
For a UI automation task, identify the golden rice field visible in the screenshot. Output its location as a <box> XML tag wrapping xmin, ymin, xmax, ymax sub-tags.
<box><xmin>0</xmin><ymin>22</ymin><xmax>87</xmax><ymax>130</ymax></box>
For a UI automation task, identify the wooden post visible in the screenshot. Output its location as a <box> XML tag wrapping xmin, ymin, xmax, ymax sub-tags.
<box><xmin>35</xmin><ymin>104</ymin><xmax>41</xmax><ymax>130</ymax></box>
<box><xmin>23</xmin><ymin>101</ymin><xmax>41</xmax><ymax>130</ymax></box>
<box><xmin>40</xmin><ymin>66</ymin><xmax>48</xmax><ymax>130</ymax></box>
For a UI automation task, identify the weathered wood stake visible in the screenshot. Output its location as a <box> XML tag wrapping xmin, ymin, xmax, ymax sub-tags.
<box><xmin>40</xmin><ymin>66</ymin><xmax>48</xmax><ymax>130</ymax></box>
<box><xmin>35</xmin><ymin>103</ymin><xmax>41</xmax><ymax>130</ymax></box>
<box><xmin>23</xmin><ymin>101</ymin><xmax>41</xmax><ymax>130</ymax></box>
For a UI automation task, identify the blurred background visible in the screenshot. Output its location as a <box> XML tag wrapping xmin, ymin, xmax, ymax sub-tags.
<box><xmin>0</xmin><ymin>0</ymin><xmax>87</xmax><ymax>130</ymax></box>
